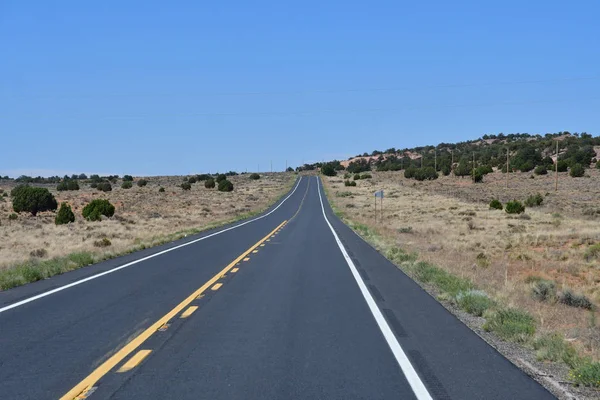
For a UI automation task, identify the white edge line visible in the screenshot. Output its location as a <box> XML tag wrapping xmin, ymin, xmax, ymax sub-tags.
<box><xmin>316</xmin><ymin>176</ymin><xmax>433</xmax><ymax>400</ymax></box>
<box><xmin>0</xmin><ymin>177</ymin><xmax>303</xmax><ymax>314</ymax></box>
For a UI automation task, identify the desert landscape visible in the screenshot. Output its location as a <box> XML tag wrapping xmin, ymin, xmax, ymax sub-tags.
<box><xmin>0</xmin><ymin>173</ymin><xmax>295</xmax><ymax>289</ymax></box>
<box><xmin>324</xmin><ymin>168</ymin><xmax>600</xmax><ymax>393</ymax></box>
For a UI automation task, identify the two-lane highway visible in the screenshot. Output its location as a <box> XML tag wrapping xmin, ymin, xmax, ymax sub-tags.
<box><xmin>0</xmin><ymin>176</ymin><xmax>555</xmax><ymax>399</ymax></box>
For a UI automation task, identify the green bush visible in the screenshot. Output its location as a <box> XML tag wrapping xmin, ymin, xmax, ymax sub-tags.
<box><xmin>559</xmin><ymin>289</ymin><xmax>594</xmax><ymax>310</ymax></box>
<box><xmin>441</xmin><ymin>165</ymin><xmax>451</xmax><ymax>176</ymax></box>
<box><xmin>584</xmin><ymin>244</ymin><xmax>600</xmax><ymax>261</ymax></box>
<box><xmin>505</xmin><ymin>200</ymin><xmax>525</xmax><ymax>214</ymax></box>
<box><xmin>353</xmin><ymin>173</ymin><xmax>361</xmax><ymax>181</ymax></box>
<box><xmin>137</xmin><ymin>179</ymin><xmax>148</xmax><ymax>187</ymax></box>
<box><xmin>556</xmin><ymin>160</ymin><xmax>568</xmax><ymax>172</ymax></box>
<box><xmin>93</xmin><ymin>238</ymin><xmax>112</xmax><ymax>247</ymax></box>
<box><xmin>531</xmin><ymin>279</ymin><xmax>556</xmax><ymax>302</ymax></box>
<box><xmin>478</xmin><ymin>165</ymin><xmax>494</xmax><ymax>175</ymax></box>
<box><xmin>524</xmin><ymin>193</ymin><xmax>544</xmax><ymax>207</ymax></box>
<box><xmin>121</xmin><ymin>181</ymin><xmax>133</xmax><ymax>189</ymax></box>
<box><xmin>343</xmin><ymin>173</ymin><xmax>351</xmax><ymax>179</ymax></box>
<box><xmin>218</xmin><ymin>179</ymin><xmax>234</xmax><ymax>192</ymax></box>
<box><xmin>533</xmin><ymin>333</ymin><xmax>578</xmax><ymax>365</ymax></box>
<box><xmin>519</xmin><ymin>161</ymin><xmax>534</xmax><ymax>172</ymax></box>
<box><xmin>321</xmin><ymin>164</ymin><xmax>336</xmax><ymax>176</ymax></box>
<box><xmin>344</xmin><ymin>180</ymin><xmax>356</xmax><ymax>187</ymax></box>
<box><xmin>570</xmin><ymin>163</ymin><xmax>585</xmax><ymax>177</ymax></box>
<box><xmin>96</xmin><ymin>182</ymin><xmax>112</xmax><ymax>192</ymax></box>
<box><xmin>249</xmin><ymin>173</ymin><xmax>261</xmax><ymax>180</ymax></box>
<box><xmin>57</xmin><ymin>181</ymin><xmax>68</xmax><ymax>191</ymax></box>
<box><xmin>205</xmin><ymin>179</ymin><xmax>215</xmax><ymax>189</ymax></box>
<box><xmin>67</xmin><ymin>181</ymin><xmax>79</xmax><ymax>190</ymax></box>
<box><xmin>187</xmin><ymin>176</ymin><xmax>197</xmax><ymax>184</ymax></box>
<box><xmin>483</xmin><ymin>308</ymin><xmax>536</xmax><ymax>343</ymax></box>
<box><xmin>570</xmin><ymin>361</ymin><xmax>600</xmax><ymax>387</ymax></box>
<box><xmin>534</xmin><ymin>165</ymin><xmax>547</xmax><ymax>175</ymax></box>
<box><xmin>123</xmin><ymin>175</ymin><xmax>133</xmax><ymax>181</ymax></box>
<box><xmin>360</xmin><ymin>173</ymin><xmax>372</xmax><ymax>179</ymax></box>
<box><xmin>596</xmin><ymin>160</ymin><xmax>600</xmax><ymax>169</ymax></box>
<box><xmin>55</xmin><ymin>203</ymin><xmax>75</xmax><ymax>225</ymax></box>
<box><xmin>8</xmin><ymin>213</ymin><xmax>17</xmax><ymax>221</ymax></box>
<box><xmin>489</xmin><ymin>199</ymin><xmax>503</xmax><ymax>210</ymax></box>
<box><xmin>472</xmin><ymin>169</ymin><xmax>483</xmax><ymax>183</ymax></box>
<box><xmin>181</xmin><ymin>182</ymin><xmax>192</xmax><ymax>190</ymax></box>
<box><xmin>90</xmin><ymin>182</ymin><xmax>98</xmax><ymax>188</ymax></box>
<box><xmin>216</xmin><ymin>174</ymin><xmax>227</xmax><ymax>183</ymax></box>
<box><xmin>197</xmin><ymin>174</ymin><xmax>211</xmax><ymax>181</ymax></box>
<box><xmin>455</xmin><ymin>290</ymin><xmax>494</xmax><ymax>316</ymax></box>
<box><xmin>11</xmin><ymin>185</ymin><xmax>58</xmax><ymax>216</ymax></box>
<box><xmin>159</xmin><ymin>187</ymin><xmax>165</xmax><ymax>192</ymax></box>
<box><xmin>82</xmin><ymin>199</ymin><xmax>115</xmax><ymax>221</ymax></box>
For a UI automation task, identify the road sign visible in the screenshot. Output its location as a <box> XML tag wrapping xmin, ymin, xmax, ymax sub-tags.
<box><xmin>374</xmin><ymin>190</ymin><xmax>384</xmax><ymax>198</ymax></box>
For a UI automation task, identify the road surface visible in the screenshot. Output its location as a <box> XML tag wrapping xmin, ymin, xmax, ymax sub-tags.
<box><xmin>0</xmin><ymin>176</ymin><xmax>555</xmax><ymax>399</ymax></box>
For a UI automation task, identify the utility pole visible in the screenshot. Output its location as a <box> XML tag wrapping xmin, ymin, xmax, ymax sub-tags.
<box><xmin>506</xmin><ymin>148</ymin><xmax>509</xmax><ymax>189</ymax></box>
<box><xmin>555</xmin><ymin>140</ymin><xmax>559</xmax><ymax>191</ymax></box>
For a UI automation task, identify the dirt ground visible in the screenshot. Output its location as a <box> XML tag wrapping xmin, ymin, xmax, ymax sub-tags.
<box><xmin>0</xmin><ymin>173</ymin><xmax>294</xmax><ymax>271</ymax></box>
<box><xmin>324</xmin><ymin>169</ymin><xmax>600</xmax><ymax>361</ymax></box>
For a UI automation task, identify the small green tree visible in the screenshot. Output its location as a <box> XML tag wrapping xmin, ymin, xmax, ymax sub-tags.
<box><xmin>187</xmin><ymin>176</ymin><xmax>197</xmax><ymax>184</ymax></box>
<box><xmin>249</xmin><ymin>173</ymin><xmax>260</xmax><ymax>180</ymax></box>
<box><xmin>534</xmin><ymin>165</ymin><xmax>547</xmax><ymax>175</ymax></box>
<box><xmin>181</xmin><ymin>182</ymin><xmax>192</xmax><ymax>190</ymax></box>
<box><xmin>55</xmin><ymin>203</ymin><xmax>75</xmax><ymax>225</ymax></box>
<box><xmin>524</xmin><ymin>193</ymin><xmax>544</xmax><ymax>207</ymax></box>
<box><xmin>96</xmin><ymin>182</ymin><xmax>112</xmax><ymax>192</ymax></box>
<box><xmin>82</xmin><ymin>199</ymin><xmax>115</xmax><ymax>221</ymax></box>
<box><xmin>218</xmin><ymin>179</ymin><xmax>234</xmax><ymax>192</ymax></box>
<box><xmin>57</xmin><ymin>181</ymin><xmax>68</xmax><ymax>191</ymax></box>
<box><xmin>121</xmin><ymin>181</ymin><xmax>133</xmax><ymax>189</ymax></box>
<box><xmin>197</xmin><ymin>174</ymin><xmax>211</xmax><ymax>181</ymax></box>
<box><xmin>205</xmin><ymin>178</ymin><xmax>215</xmax><ymax>188</ymax></box>
<box><xmin>570</xmin><ymin>163</ymin><xmax>585</xmax><ymax>177</ymax></box>
<box><xmin>489</xmin><ymin>199</ymin><xmax>503</xmax><ymax>210</ymax></box>
<box><xmin>321</xmin><ymin>164</ymin><xmax>336</xmax><ymax>177</ymax></box>
<box><xmin>216</xmin><ymin>174</ymin><xmax>227</xmax><ymax>183</ymax></box>
<box><xmin>137</xmin><ymin>179</ymin><xmax>148</xmax><ymax>187</ymax></box>
<box><xmin>123</xmin><ymin>175</ymin><xmax>134</xmax><ymax>181</ymax></box>
<box><xmin>67</xmin><ymin>180</ymin><xmax>79</xmax><ymax>190</ymax></box>
<box><xmin>556</xmin><ymin>160</ymin><xmax>568</xmax><ymax>172</ymax></box>
<box><xmin>11</xmin><ymin>185</ymin><xmax>58</xmax><ymax>216</ymax></box>
<box><xmin>472</xmin><ymin>169</ymin><xmax>483</xmax><ymax>183</ymax></box>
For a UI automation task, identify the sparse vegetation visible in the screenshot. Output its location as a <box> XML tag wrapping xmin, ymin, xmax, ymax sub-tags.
<box><xmin>55</xmin><ymin>203</ymin><xmax>75</xmax><ymax>225</ymax></box>
<box><xmin>570</xmin><ymin>163</ymin><xmax>585</xmax><ymax>177</ymax></box>
<box><xmin>137</xmin><ymin>179</ymin><xmax>148</xmax><ymax>187</ymax></box>
<box><xmin>181</xmin><ymin>182</ymin><xmax>192</xmax><ymax>191</ymax></box>
<box><xmin>249</xmin><ymin>173</ymin><xmax>261</xmax><ymax>180</ymax></box>
<box><xmin>121</xmin><ymin>181</ymin><xmax>133</xmax><ymax>189</ymax></box>
<box><xmin>483</xmin><ymin>308</ymin><xmax>536</xmax><ymax>343</ymax></box>
<box><xmin>205</xmin><ymin>178</ymin><xmax>215</xmax><ymax>189</ymax></box>
<box><xmin>159</xmin><ymin>187</ymin><xmax>165</xmax><ymax>192</ymax></box>
<box><xmin>123</xmin><ymin>175</ymin><xmax>133</xmax><ymax>181</ymax></box>
<box><xmin>96</xmin><ymin>182</ymin><xmax>112</xmax><ymax>192</ymax></box>
<box><xmin>559</xmin><ymin>289</ymin><xmax>594</xmax><ymax>310</ymax></box>
<box><xmin>524</xmin><ymin>193</ymin><xmax>544</xmax><ymax>207</ymax></box>
<box><xmin>531</xmin><ymin>279</ymin><xmax>556</xmax><ymax>302</ymax></box>
<box><xmin>93</xmin><ymin>238</ymin><xmax>112</xmax><ymax>247</ymax></box>
<box><xmin>216</xmin><ymin>174</ymin><xmax>227</xmax><ymax>183</ymax></box>
<box><xmin>344</xmin><ymin>180</ymin><xmax>356</xmax><ymax>187</ymax></box>
<box><xmin>534</xmin><ymin>165</ymin><xmax>548</xmax><ymax>175</ymax></box>
<box><xmin>456</xmin><ymin>289</ymin><xmax>494</xmax><ymax>316</ymax></box>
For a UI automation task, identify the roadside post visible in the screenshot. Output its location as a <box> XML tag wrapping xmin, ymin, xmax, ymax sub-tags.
<box><xmin>375</xmin><ymin>190</ymin><xmax>384</xmax><ymax>223</ymax></box>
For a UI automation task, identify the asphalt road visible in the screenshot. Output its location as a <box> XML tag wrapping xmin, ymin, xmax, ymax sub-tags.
<box><xmin>0</xmin><ymin>176</ymin><xmax>555</xmax><ymax>400</ymax></box>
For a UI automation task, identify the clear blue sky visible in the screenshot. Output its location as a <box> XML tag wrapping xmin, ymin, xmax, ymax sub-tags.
<box><xmin>1</xmin><ymin>1</ymin><xmax>599</xmax><ymax>177</ymax></box>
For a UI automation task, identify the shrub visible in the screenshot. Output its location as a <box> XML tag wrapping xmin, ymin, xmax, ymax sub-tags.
<box><xmin>519</xmin><ymin>161</ymin><xmax>534</xmax><ymax>172</ymax></box>
<box><xmin>584</xmin><ymin>244</ymin><xmax>600</xmax><ymax>261</ymax></box>
<box><xmin>8</xmin><ymin>213</ymin><xmax>18</xmax><ymax>221</ymax></box>
<box><xmin>137</xmin><ymin>179</ymin><xmax>148</xmax><ymax>187</ymax></box>
<box><xmin>82</xmin><ymin>199</ymin><xmax>115</xmax><ymax>221</ymax></box>
<box><xmin>404</xmin><ymin>167</ymin><xmax>416</xmax><ymax>179</ymax></box>
<box><xmin>121</xmin><ymin>181</ymin><xmax>133</xmax><ymax>189</ymax></box>
<box><xmin>181</xmin><ymin>182</ymin><xmax>192</xmax><ymax>190</ymax></box>
<box><xmin>559</xmin><ymin>289</ymin><xmax>594</xmax><ymax>310</ymax></box>
<box><xmin>570</xmin><ymin>163</ymin><xmax>585</xmax><ymax>177</ymax></box>
<box><xmin>216</xmin><ymin>174</ymin><xmax>227</xmax><ymax>183</ymax></box>
<box><xmin>570</xmin><ymin>361</ymin><xmax>600</xmax><ymax>388</ymax></box>
<box><xmin>483</xmin><ymin>308</ymin><xmax>536</xmax><ymax>343</ymax></box>
<box><xmin>187</xmin><ymin>176</ymin><xmax>197</xmax><ymax>184</ymax></box>
<box><xmin>94</xmin><ymin>238</ymin><xmax>112</xmax><ymax>247</ymax></box>
<box><xmin>441</xmin><ymin>165</ymin><xmax>451</xmax><ymax>176</ymax></box>
<box><xmin>218</xmin><ymin>179</ymin><xmax>234</xmax><ymax>192</ymax></box>
<box><xmin>556</xmin><ymin>160</ymin><xmax>568</xmax><ymax>172</ymax></box>
<box><xmin>478</xmin><ymin>165</ymin><xmax>493</xmax><ymax>175</ymax></box>
<box><xmin>205</xmin><ymin>179</ymin><xmax>215</xmax><ymax>188</ymax></box>
<box><xmin>596</xmin><ymin>160</ymin><xmax>600</xmax><ymax>170</ymax></box>
<box><xmin>360</xmin><ymin>173</ymin><xmax>372</xmax><ymax>179</ymax></box>
<box><xmin>321</xmin><ymin>164</ymin><xmax>336</xmax><ymax>176</ymax></box>
<box><xmin>67</xmin><ymin>180</ymin><xmax>79</xmax><ymax>190</ymax></box>
<box><xmin>30</xmin><ymin>248</ymin><xmax>48</xmax><ymax>258</ymax></box>
<box><xmin>123</xmin><ymin>175</ymin><xmax>133</xmax><ymax>181</ymax></box>
<box><xmin>524</xmin><ymin>193</ymin><xmax>544</xmax><ymax>207</ymax></box>
<box><xmin>534</xmin><ymin>165</ymin><xmax>547</xmax><ymax>175</ymax></box>
<box><xmin>196</xmin><ymin>174</ymin><xmax>211</xmax><ymax>181</ymax></box>
<box><xmin>96</xmin><ymin>182</ymin><xmax>112</xmax><ymax>192</ymax></box>
<box><xmin>455</xmin><ymin>290</ymin><xmax>493</xmax><ymax>316</ymax></box>
<box><xmin>57</xmin><ymin>181</ymin><xmax>68</xmax><ymax>191</ymax></box>
<box><xmin>344</xmin><ymin>180</ymin><xmax>356</xmax><ymax>187</ymax></box>
<box><xmin>249</xmin><ymin>173</ymin><xmax>261</xmax><ymax>180</ymax></box>
<box><xmin>505</xmin><ymin>200</ymin><xmax>525</xmax><ymax>214</ymax></box>
<box><xmin>489</xmin><ymin>199</ymin><xmax>503</xmax><ymax>210</ymax></box>
<box><xmin>55</xmin><ymin>203</ymin><xmax>75</xmax><ymax>225</ymax></box>
<box><xmin>90</xmin><ymin>182</ymin><xmax>98</xmax><ymax>189</ymax></box>
<box><xmin>414</xmin><ymin>167</ymin><xmax>438</xmax><ymax>181</ymax></box>
<box><xmin>159</xmin><ymin>187</ymin><xmax>165</xmax><ymax>192</ymax></box>
<box><xmin>533</xmin><ymin>333</ymin><xmax>578</xmax><ymax>365</ymax></box>
<box><xmin>531</xmin><ymin>279</ymin><xmax>556</xmax><ymax>302</ymax></box>
<box><xmin>11</xmin><ymin>185</ymin><xmax>58</xmax><ymax>216</ymax></box>
<box><xmin>353</xmin><ymin>173</ymin><xmax>361</xmax><ymax>180</ymax></box>
<box><xmin>472</xmin><ymin>169</ymin><xmax>483</xmax><ymax>183</ymax></box>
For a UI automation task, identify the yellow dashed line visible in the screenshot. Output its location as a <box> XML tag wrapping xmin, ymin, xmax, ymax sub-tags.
<box><xmin>211</xmin><ymin>283</ymin><xmax>223</xmax><ymax>291</ymax></box>
<box><xmin>180</xmin><ymin>306</ymin><xmax>198</xmax><ymax>319</ymax></box>
<box><xmin>117</xmin><ymin>350</ymin><xmax>152</xmax><ymax>373</ymax></box>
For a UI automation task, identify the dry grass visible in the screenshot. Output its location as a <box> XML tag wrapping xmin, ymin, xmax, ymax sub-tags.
<box><xmin>324</xmin><ymin>170</ymin><xmax>600</xmax><ymax>361</ymax></box>
<box><xmin>0</xmin><ymin>173</ymin><xmax>294</xmax><ymax>273</ymax></box>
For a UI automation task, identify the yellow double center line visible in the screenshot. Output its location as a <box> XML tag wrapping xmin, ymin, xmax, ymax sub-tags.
<box><xmin>62</xmin><ymin>220</ymin><xmax>287</xmax><ymax>400</ymax></box>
